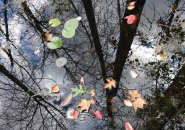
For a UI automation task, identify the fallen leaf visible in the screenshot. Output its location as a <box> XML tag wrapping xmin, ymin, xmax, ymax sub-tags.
<box><xmin>125</xmin><ymin>15</ymin><xmax>137</xmax><ymax>25</ymax></box>
<box><xmin>51</xmin><ymin>84</ymin><xmax>60</xmax><ymax>93</ymax></box>
<box><xmin>71</xmin><ymin>85</ymin><xmax>86</xmax><ymax>97</ymax></box>
<box><xmin>127</xmin><ymin>2</ymin><xmax>135</xmax><ymax>10</ymax></box>
<box><xmin>80</xmin><ymin>77</ymin><xmax>85</xmax><ymax>85</ymax></box>
<box><xmin>43</xmin><ymin>31</ymin><xmax>52</xmax><ymax>42</ymax></box>
<box><xmin>159</xmin><ymin>51</ymin><xmax>167</xmax><ymax>62</ymax></box>
<box><xmin>66</xmin><ymin>108</ymin><xmax>79</xmax><ymax>119</ymax></box>
<box><xmin>60</xmin><ymin>93</ymin><xmax>73</xmax><ymax>107</ymax></box>
<box><xmin>124</xmin><ymin>122</ymin><xmax>134</xmax><ymax>130</ymax></box>
<box><xmin>128</xmin><ymin>90</ymin><xmax>141</xmax><ymax>101</ymax></box>
<box><xmin>90</xmin><ymin>99</ymin><xmax>96</xmax><ymax>105</ymax></box>
<box><xmin>130</xmin><ymin>70</ymin><xmax>138</xmax><ymax>78</ymax></box>
<box><xmin>94</xmin><ymin>110</ymin><xmax>103</xmax><ymax>120</ymax></box>
<box><xmin>104</xmin><ymin>79</ymin><xmax>116</xmax><ymax>90</ymax></box>
<box><xmin>123</xmin><ymin>99</ymin><xmax>133</xmax><ymax>107</ymax></box>
<box><xmin>132</xmin><ymin>97</ymin><xmax>146</xmax><ymax>110</ymax></box>
<box><xmin>78</xmin><ymin>99</ymin><xmax>91</xmax><ymax>112</ymax></box>
<box><xmin>89</xmin><ymin>89</ymin><xmax>95</xmax><ymax>97</ymax></box>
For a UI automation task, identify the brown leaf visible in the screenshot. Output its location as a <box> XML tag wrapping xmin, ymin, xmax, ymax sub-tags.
<box><xmin>89</xmin><ymin>89</ymin><xmax>95</xmax><ymax>97</ymax></box>
<box><xmin>132</xmin><ymin>97</ymin><xmax>146</xmax><ymax>110</ymax></box>
<box><xmin>104</xmin><ymin>79</ymin><xmax>116</xmax><ymax>90</ymax></box>
<box><xmin>128</xmin><ymin>90</ymin><xmax>141</xmax><ymax>101</ymax></box>
<box><xmin>77</xmin><ymin>99</ymin><xmax>91</xmax><ymax>112</ymax></box>
<box><xmin>51</xmin><ymin>84</ymin><xmax>60</xmax><ymax>93</ymax></box>
<box><xmin>44</xmin><ymin>31</ymin><xmax>52</xmax><ymax>42</ymax></box>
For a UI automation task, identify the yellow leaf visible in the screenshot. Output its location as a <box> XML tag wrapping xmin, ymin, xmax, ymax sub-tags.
<box><xmin>128</xmin><ymin>90</ymin><xmax>141</xmax><ymax>101</ymax></box>
<box><xmin>89</xmin><ymin>89</ymin><xmax>95</xmax><ymax>97</ymax></box>
<box><xmin>127</xmin><ymin>5</ymin><xmax>135</xmax><ymax>10</ymax></box>
<box><xmin>77</xmin><ymin>99</ymin><xmax>91</xmax><ymax>112</ymax></box>
<box><xmin>132</xmin><ymin>97</ymin><xmax>146</xmax><ymax>110</ymax></box>
<box><xmin>104</xmin><ymin>79</ymin><xmax>116</xmax><ymax>90</ymax></box>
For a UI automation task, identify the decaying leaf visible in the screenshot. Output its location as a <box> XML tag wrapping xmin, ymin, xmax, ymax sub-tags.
<box><xmin>51</xmin><ymin>84</ymin><xmax>60</xmax><ymax>93</ymax></box>
<box><xmin>94</xmin><ymin>110</ymin><xmax>103</xmax><ymax>120</ymax></box>
<box><xmin>60</xmin><ymin>93</ymin><xmax>73</xmax><ymax>107</ymax></box>
<box><xmin>89</xmin><ymin>89</ymin><xmax>95</xmax><ymax>97</ymax></box>
<box><xmin>77</xmin><ymin>99</ymin><xmax>91</xmax><ymax>112</ymax></box>
<box><xmin>130</xmin><ymin>70</ymin><xmax>138</xmax><ymax>78</ymax></box>
<box><xmin>43</xmin><ymin>31</ymin><xmax>52</xmax><ymax>42</ymax></box>
<box><xmin>123</xmin><ymin>99</ymin><xmax>133</xmax><ymax>107</ymax></box>
<box><xmin>132</xmin><ymin>97</ymin><xmax>146</xmax><ymax>110</ymax></box>
<box><xmin>104</xmin><ymin>79</ymin><xmax>116</xmax><ymax>90</ymax></box>
<box><xmin>71</xmin><ymin>85</ymin><xmax>86</xmax><ymax>97</ymax></box>
<box><xmin>124</xmin><ymin>122</ymin><xmax>134</xmax><ymax>130</ymax></box>
<box><xmin>128</xmin><ymin>90</ymin><xmax>141</xmax><ymax>101</ymax></box>
<box><xmin>127</xmin><ymin>2</ymin><xmax>135</xmax><ymax>10</ymax></box>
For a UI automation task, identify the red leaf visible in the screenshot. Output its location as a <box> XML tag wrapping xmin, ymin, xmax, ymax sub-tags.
<box><xmin>94</xmin><ymin>110</ymin><xmax>103</xmax><ymax>120</ymax></box>
<box><xmin>124</xmin><ymin>122</ymin><xmax>134</xmax><ymax>130</ymax></box>
<box><xmin>73</xmin><ymin>110</ymin><xmax>79</xmax><ymax>119</ymax></box>
<box><xmin>124</xmin><ymin>15</ymin><xmax>137</xmax><ymax>25</ymax></box>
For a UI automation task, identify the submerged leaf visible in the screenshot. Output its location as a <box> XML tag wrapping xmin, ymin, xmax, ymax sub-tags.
<box><xmin>125</xmin><ymin>15</ymin><xmax>137</xmax><ymax>25</ymax></box>
<box><xmin>123</xmin><ymin>99</ymin><xmax>133</xmax><ymax>107</ymax></box>
<box><xmin>49</xmin><ymin>18</ymin><xmax>61</xmax><ymax>27</ymax></box>
<box><xmin>94</xmin><ymin>110</ymin><xmax>103</xmax><ymax>120</ymax></box>
<box><xmin>132</xmin><ymin>97</ymin><xmax>146</xmax><ymax>110</ymax></box>
<box><xmin>124</xmin><ymin>122</ymin><xmax>134</xmax><ymax>130</ymax></box>
<box><xmin>51</xmin><ymin>84</ymin><xmax>60</xmax><ymax>93</ymax></box>
<box><xmin>62</xmin><ymin>29</ymin><xmax>75</xmax><ymax>38</ymax></box>
<box><xmin>130</xmin><ymin>70</ymin><xmax>138</xmax><ymax>78</ymax></box>
<box><xmin>77</xmin><ymin>99</ymin><xmax>91</xmax><ymax>112</ymax></box>
<box><xmin>128</xmin><ymin>90</ymin><xmax>141</xmax><ymax>101</ymax></box>
<box><xmin>159</xmin><ymin>51</ymin><xmax>167</xmax><ymax>62</ymax></box>
<box><xmin>64</xmin><ymin>18</ymin><xmax>79</xmax><ymax>30</ymax></box>
<box><xmin>43</xmin><ymin>31</ymin><xmax>52</xmax><ymax>42</ymax></box>
<box><xmin>89</xmin><ymin>89</ymin><xmax>95</xmax><ymax>97</ymax></box>
<box><xmin>66</xmin><ymin>108</ymin><xmax>79</xmax><ymax>119</ymax></box>
<box><xmin>60</xmin><ymin>93</ymin><xmax>73</xmax><ymax>107</ymax></box>
<box><xmin>56</xmin><ymin>57</ymin><xmax>67</xmax><ymax>67</ymax></box>
<box><xmin>71</xmin><ymin>85</ymin><xmax>86</xmax><ymax>97</ymax></box>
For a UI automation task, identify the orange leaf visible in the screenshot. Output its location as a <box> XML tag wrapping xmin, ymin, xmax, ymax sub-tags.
<box><xmin>104</xmin><ymin>79</ymin><xmax>116</xmax><ymax>90</ymax></box>
<box><xmin>89</xmin><ymin>89</ymin><xmax>95</xmax><ymax>97</ymax></box>
<box><xmin>51</xmin><ymin>84</ymin><xmax>60</xmax><ymax>93</ymax></box>
<box><xmin>132</xmin><ymin>97</ymin><xmax>146</xmax><ymax>110</ymax></box>
<box><xmin>77</xmin><ymin>99</ymin><xmax>91</xmax><ymax>112</ymax></box>
<box><xmin>128</xmin><ymin>90</ymin><xmax>141</xmax><ymax>101</ymax></box>
<box><xmin>90</xmin><ymin>99</ymin><xmax>96</xmax><ymax>105</ymax></box>
<box><xmin>44</xmin><ymin>31</ymin><xmax>52</xmax><ymax>42</ymax></box>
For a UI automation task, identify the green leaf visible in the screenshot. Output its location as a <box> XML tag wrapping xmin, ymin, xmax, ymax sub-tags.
<box><xmin>62</xmin><ymin>29</ymin><xmax>75</xmax><ymax>38</ymax></box>
<box><xmin>49</xmin><ymin>18</ymin><xmax>61</xmax><ymax>27</ymax></box>
<box><xmin>47</xmin><ymin>37</ymin><xmax>62</xmax><ymax>49</ymax></box>
<box><xmin>64</xmin><ymin>18</ymin><xmax>78</xmax><ymax>30</ymax></box>
<box><xmin>71</xmin><ymin>85</ymin><xmax>86</xmax><ymax>97</ymax></box>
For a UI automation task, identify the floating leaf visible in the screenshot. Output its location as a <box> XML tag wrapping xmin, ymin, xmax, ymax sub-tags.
<box><xmin>64</xmin><ymin>18</ymin><xmax>79</xmax><ymax>30</ymax></box>
<box><xmin>123</xmin><ymin>99</ymin><xmax>133</xmax><ymax>107</ymax></box>
<box><xmin>128</xmin><ymin>90</ymin><xmax>141</xmax><ymax>101</ymax></box>
<box><xmin>66</xmin><ymin>108</ymin><xmax>79</xmax><ymax>119</ymax></box>
<box><xmin>90</xmin><ymin>99</ymin><xmax>95</xmax><ymax>105</ymax></box>
<box><xmin>77</xmin><ymin>99</ymin><xmax>91</xmax><ymax>112</ymax></box>
<box><xmin>124</xmin><ymin>122</ymin><xmax>134</xmax><ymax>130</ymax></box>
<box><xmin>130</xmin><ymin>70</ymin><xmax>138</xmax><ymax>78</ymax></box>
<box><xmin>104</xmin><ymin>79</ymin><xmax>116</xmax><ymax>90</ymax></box>
<box><xmin>43</xmin><ymin>31</ymin><xmax>52</xmax><ymax>42</ymax></box>
<box><xmin>159</xmin><ymin>51</ymin><xmax>167</xmax><ymax>62</ymax></box>
<box><xmin>47</xmin><ymin>37</ymin><xmax>62</xmax><ymax>49</ymax></box>
<box><xmin>47</xmin><ymin>42</ymin><xmax>58</xmax><ymax>49</ymax></box>
<box><xmin>80</xmin><ymin>77</ymin><xmax>85</xmax><ymax>85</ymax></box>
<box><xmin>60</xmin><ymin>93</ymin><xmax>73</xmax><ymax>107</ymax></box>
<box><xmin>89</xmin><ymin>89</ymin><xmax>95</xmax><ymax>97</ymax></box>
<box><xmin>62</xmin><ymin>29</ymin><xmax>75</xmax><ymax>38</ymax></box>
<box><xmin>49</xmin><ymin>18</ymin><xmax>61</xmax><ymax>27</ymax></box>
<box><xmin>132</xmin><ymin>97</ymin><xmax>146</xmax><ymax>110</ymax></box>
<box><xmin>94</xmin><ymin>110</ymin><xmax>103</xmax><ymax>120</ymax></box>
<box><xmin>125</xmin><ymin>15</ymin><xmax>138</xmax><ymax>25</ymax></box>
<box><xmin>127</xmin><ymin>2</ymin><xmax>135</xmax><ymax>10</ymax></box>
<box><xmin>71</xmin><ymin>85</ymin><xmax>86</xmax><ymax>97</ymax></box>
<box><xmin>51</xmin><ymin>84</ymin><xmax>60</xmax><ymax>93</ymax></box>
<box><xmin>76</xmin><ymin>16</ymin><xmax>82</xmax><ymax>21</ymax></box>
<box><xmin>56</xmin><ymin>57</ymin><xmax>67</xmax><ymax>67</ymax></box>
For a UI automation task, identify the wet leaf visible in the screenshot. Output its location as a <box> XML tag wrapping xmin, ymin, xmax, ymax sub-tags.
<box><xmin>80</xmin><ymin>77</ymin><xmax>85</xmax><ymax>85</ymax></box>
<box><xmin>56</xmin><ymin>57</ymin><xmax>67</xmax><ymax>67</ymax></box>
<box><xmin>47</xmin><ymin>37</ymin><xmax>62</xmax><ymax>49</ymax></box>
<box><xmin>94</xmin><ymin>110</ymin><xmax>103</xmax><ymax>120</ymax></box>
<box><xmin>128</xmin><ymin>90</ymin><xmax>141</xmax><ymax>101</ymax></box>
<box><xmin>89</xmin><ymin>89</ymin><xmax>95</xmax><ymax>97</ymax></box>
<box><xmin>43</xmin><ymin>31</ymin><xmax>52</xmax><ymax>42</ymax></box>
<box><xmin>104</xmin><ymin>79</ymin><xmax>116</xmax><ymax>90</ymax></box>
<box><xmin>64</xmin><ymin>18</ymin><xmax>79</xmax><ymax>30</ymax></box>
<box><xmin>66</xmin><ymin>108</ymin><xmax>79</xmax><ymax>119</ymax></box>
<box><xmin>47</xmin><ymin>42</ymin><xmax>58</xmax><ymax>49</ymax></box>
<box><xmin>124</xmin><ymin>122</ymin><xmax>134</xmax><ymax>130</ymax></box>
<box><xmin>159</xmin><ymin>51</ymin><xmax>167</xmax><ymax>62</ymax></box>
<box><xmin>123</xmin><ymin>99</ymin><xmax>133</xmax><ymax>107</ymax></box>
<box><xmin>60</xmin><ymin>93</ymin><xmax>73</xmax><ymax>107</ymax></box>
<box><xmin>132</xmin><ymin>97</ymin><xmax>146</xmax><ymax>110</ymax></box>
<box><xmin>71</xmin><ymin>85</ymin><xmax>86</xmax><ymax>97</ymax></box>
<box><xmin>49</xmin><ymin>18</ymin><xmax>61</xmax><ymax>27</ymax></box>
<box><xmin>73</xmin><ymin>110</ymin><xmax>79</xmax><ymax>119</ymax></box>
<box><xmin>125</xmin><ymin>15</ymin><xmax>137</xmax><ymax>25</ymax></box>
<box><xmin>130</xmin><ymin>70</ymin><xmax>138</xmax><ymax>78</ymax></box>
<box><xmin>77</xmin><ymin>99</ymin><xmax>91</xmax><ymax>112</ymax></box>
<box><xmin>127</xmin><ymin>2</ymin><xmax>135</xmax><ymax>10</ymax></box>
<box><xmin>51</xmin><ymin>84</ymin><xmax>60</xmax><ymax>93</ymax></box>
<box><xmin>89</xmin><ymin>99</ymin><xmax>95</xmax><ymax>105</ymax></box>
